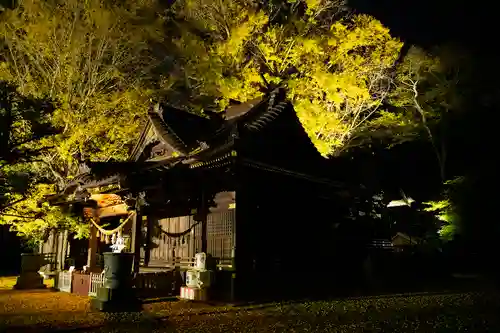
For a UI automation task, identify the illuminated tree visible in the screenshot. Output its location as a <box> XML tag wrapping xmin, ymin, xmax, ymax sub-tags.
<box><xmin>0</xmin><ymin>0</ymin><xmax>165</xmax><ymax>184</ymax></box>
<box><xmin>0</xmin><ymin>0</ymin><xmax>463</xmax><ymax>240</ymax></box>
<box><xmin>169</xmin><ymin>0</ymin><xmax>405</xmax><ymax>156</ymax></box>
<box><xmin>0</xmin><ymin>0</ymin><xmax>165</xmax><ymax>239</ymax></box>
<box><xmin>0</xmin><ymin>81</ymin><xmax>81</xmax><ymax>240</ymax></box>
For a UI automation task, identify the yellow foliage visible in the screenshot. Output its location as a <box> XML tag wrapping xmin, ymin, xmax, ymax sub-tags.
<box><xmin>217</xmin><ymin>11</ymin><xmax>268</xmax><ymax>60</ymax></box>
<box><xmin>1</xmin><ymin>182</ymin><xmax>88</xmax><ymax>240</ymax></box>
<box><xmin>174</xmin><ymin>3</ymin><xmax>403</xmax><ymax>156</ymax></box>
<box><xmin>0</xmin><ymin>0</ymin><xmax>161</xmax><ymax>167</ymax></box>
<box><xmin>0</xmin><ymin>0</ymin><xmax>164</xmax><ymax>238</ymax></box>
<box><xmin>305</xmin><ymin>0</ymin><xmax>323</xmax><ymax>12</ymax></box>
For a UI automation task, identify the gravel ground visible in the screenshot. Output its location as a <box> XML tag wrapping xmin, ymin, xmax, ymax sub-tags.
<box><xmin>82</xmin><ymin>292</ymin><xmax>500</xmax><ymax>333</ymax></box>
<box><xmin>1</xmin><ymin>277</ymin><xmax>499</xmax><ymax>333</ymax></box>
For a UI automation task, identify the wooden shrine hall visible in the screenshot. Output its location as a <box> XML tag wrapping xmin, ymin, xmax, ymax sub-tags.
<box><xmin>48</xmin><ymin>88</ymin><xmax>345</xmax><ymax>301</ymax></box>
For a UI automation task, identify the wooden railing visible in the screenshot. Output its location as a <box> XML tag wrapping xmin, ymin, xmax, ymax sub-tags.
<box><xmin>172</xmin><ymin>256</ymin><xmax>195</xmax><ymax>269</ymax></box>
<box><xmin>57</xmin><ymin>271</ymin><xmax>72</xmax><ymax>292</ymax></box>
<box><xmin>39</xmin><ymin>253</ymin><xmax>57</xmax><ymax>273</ymax></box>
<box><xmin>133</xmin><ymin>270</ymin><xmax>182</xmax><ymax>298</ymax></box>
<box><xmin>42</xmin><ymin>252</ymin><xmax>56</xmax><ymax>263</ymax></box>
<box><xmin>88</xmin><ymin>272</ymin><xmax>105</xmax><ymax>297</ymax></box>
<box><xmin>146</xmin><ymin>257</ymin><xmax>194</xmax><ymax>270</ymax></box>
<box><xmin>146</xmin><ymin>256</ymin><xmax>234</xmax><ymax>271</ymax></box>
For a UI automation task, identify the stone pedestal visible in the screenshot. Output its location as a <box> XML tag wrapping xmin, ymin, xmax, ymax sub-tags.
<box><xmin>91</xmin><ymin>252</ymin><xmax>141</xmax><ymax>312</ymax></box>
<box><xmin>14</xmin><ymin>253</ymin><xmax>46</xmax><ymax>289</ymax></box>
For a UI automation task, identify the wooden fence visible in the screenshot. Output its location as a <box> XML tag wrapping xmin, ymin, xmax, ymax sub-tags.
<box><xmin>132</xmin><ymin>270</ymin><xmax>183</xmax><ymax>298</ymax></box>
<box><xmin>88</xmin><ymin>272</ymin><xmax>105</xmax><ymax>297</ymax></box>
<box><xmin>53</xmin><ymin>268</ymin><xmax>187</xmax><ymax>300</ymax></box>
<box><xmin>86</xmin><ymin>271</ymin><xmax>182</xmax><ymax>298</ymax></box>
<box><xmin>57</xmin><ymin>271</ymin><xmax>72</xmax><ymax>293</ymax></box>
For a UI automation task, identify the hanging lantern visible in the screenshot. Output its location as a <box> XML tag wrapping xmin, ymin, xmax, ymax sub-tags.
<box><xmin>96</xmin><ymin>230</ymin><xmax>100</xmax><ymax>238</ymax></box>
<box><xmin>105</xmin><ymin>235</ymin><xmax>110</xmax><ymax>244</ymax></box>
<box><xmin>111</xmin><ymin>233</ymin><xmax>117</xmax><ymax>245</ymax></box>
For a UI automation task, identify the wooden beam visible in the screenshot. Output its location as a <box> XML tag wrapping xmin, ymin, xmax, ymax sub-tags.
<box><xmin>96</xmin><ymin>204</ymin><xmax>128</xmax><ymax>218</ymax></box>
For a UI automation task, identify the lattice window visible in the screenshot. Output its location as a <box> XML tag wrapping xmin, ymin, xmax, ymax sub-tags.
<box><xmin>207</xmin><ymin>210</ymin><xmax>234</xmax><ymax>265</ymax></box>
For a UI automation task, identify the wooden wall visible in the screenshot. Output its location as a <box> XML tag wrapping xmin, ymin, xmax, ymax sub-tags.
<box><xmin>39</xmin><ymin>230</ymin><xmax>88</xmax><ymax>270</ymax></box>
<box><xmin>148</xmin><ymin>215</ymin><xmax>200</xmax><ymax>265</ymax></box>
<box><xmin>39</xmin><ymin>230</ymin><xmax>69</xmax><ymax>271</ymax></box>
<box><xmin>146</xmin><ymin>209</ymin><xmax>235</xmax><ymax>268</ymax></box>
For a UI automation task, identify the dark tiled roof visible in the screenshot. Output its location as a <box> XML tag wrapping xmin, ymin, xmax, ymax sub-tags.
<box><xmin>50</xmin><ymin>88</ymin><xmax>339</xmax><ymax>202</ymax></box>
<box><xmin>131</xmin><ymin>89</ymin><xmax>285</xmax><ymax>163</ymax></box>
<box><xmin>225</xmin><ymin>96</ymin><xmax>265</xmax><ymax>120</ymax></box>
<box><xmin>148</xmin><ymin>110</ymin><xmax>189</xmax><ymax>155</ymax></box>
<box><xmin>158</xmin><ymin>105</ymin><xmax>223</xmax><ymax>152</ymax></box>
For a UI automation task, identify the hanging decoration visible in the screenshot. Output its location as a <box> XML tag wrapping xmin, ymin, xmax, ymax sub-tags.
<box><xmin>90</xmin><ymin>211</ymin><xmax>135</xmax><ymax>241</ymax></box>
<box><xmin>110</xmin><ymin>233</ymin><xmax>127</xmax><ymax>253</ymax></box>
<box><xmin>155</xmin><ymin>220</ymin><xmax>201</xmax><ymax>238</ymax></box>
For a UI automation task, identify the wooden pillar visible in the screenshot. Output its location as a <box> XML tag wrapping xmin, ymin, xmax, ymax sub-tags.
<box><xmin>201</xmin><ymin>191</ymin><xmax>208</xmax><ymax>254</ymax></box>
<box><xmin>131</xmin><ymin>210</ymin><xmax>142</xmax><ymax>273</ymax></box>
<box><xmin>61</xmin><ymin>230</ymin><xmax>68</xmax><ymax>270</ymax></box>
<box><xmin>50</xmin><ymin>230</ymin><xmax>57</xmax><ymax>271</ymax></box>
<box><xmin>144</xmin><ymin>216</ymin><xmax>153</xmax><ymax>267</ymax></box>
<box><xmin>191</xmin><ymin>217</ymin><xmax>196</xmax><ymax>257</ymax></box>
<box><xmin>57</xmin><ymin>231</ymin><xmax>63</xmax><ymax>270</ymax></box>
<box><xmin>87</xmin><ymin>221</ymin><xmax>98</xmax><ymax>269</ymax></box>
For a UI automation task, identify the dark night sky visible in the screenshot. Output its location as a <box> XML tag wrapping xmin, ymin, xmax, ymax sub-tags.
<box><xmin>333</xmin><ymin>0</ymin><xmax>500</xmax><ymax>199</ymax></box>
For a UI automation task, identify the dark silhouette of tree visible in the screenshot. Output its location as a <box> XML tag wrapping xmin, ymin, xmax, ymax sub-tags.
<box><xmin>346</xmin><ymin>0</ymin><xmax>500</xmax><ymax>275</ymax></box>
<box><xmin>0</xmin><ymin>81</ymin><xmax>59</xmax><ymax>218</ymax></box>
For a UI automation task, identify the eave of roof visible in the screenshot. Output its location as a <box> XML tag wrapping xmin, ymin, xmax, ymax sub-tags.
<box><xmin>128</xmin><ymin>90</ymin><xmax>282</xmax><ymax>164</ymax></box>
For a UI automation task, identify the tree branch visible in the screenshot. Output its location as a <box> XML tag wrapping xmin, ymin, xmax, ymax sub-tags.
<box><xmin>0</xmin><ymin>212</ymin><xmax>44</xmax><ymax>220</ymax></box>
<box><xmin>411</xmin><ymin>80</ymin><xmax>446</xmax><ymax>181</ymax></box>
<box><xmin>0</xmin><ymin>196</ymin><xmax>28</xmax><ymax>213</ymax></box>
<box><xmin>39</xmin><ymin>155</ymin><xmax>67</xmax><ymax>189</ymax></box>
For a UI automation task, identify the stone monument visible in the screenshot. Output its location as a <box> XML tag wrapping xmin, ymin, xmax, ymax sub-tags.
<box><xmin>14</xmin><ymin>253</ymin><xmax>47</xmax><ymax>289</ymax></box>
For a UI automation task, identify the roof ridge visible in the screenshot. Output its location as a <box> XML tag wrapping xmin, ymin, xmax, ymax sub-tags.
<box><xmin>129</xmin><ymin>120</ymin><xmax>151</xmax><ymax>161</ymax></box>
<box><xmin>148</xmin><ymin>111</ymin><xmax>189</xmax><ymax>155</ymax></box>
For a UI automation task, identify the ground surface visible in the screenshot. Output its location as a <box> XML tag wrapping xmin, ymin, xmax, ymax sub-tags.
<box><xmin>1</xmin><ymin>276</ymin><xmax>500</xmax><ymax>332</ymax></box>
